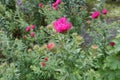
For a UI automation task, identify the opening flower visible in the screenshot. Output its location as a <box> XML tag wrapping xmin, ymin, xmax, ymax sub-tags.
<box><xmin>41</xmin><ymin>62</ymin><xmax>46</xmax><ymax>67</ymax></box>
<box><xmin>91</xmin><ymin>11</ymin><xmax>100</xmax><ymax>19</ymax></box>
<box><xmin>109</xmin><ymin>42</ymin><xmax>115</xmax><ymax>47</ymax></box>
<box><xmin>43</xmin><ymin>57</ymin><xmax>48</xmax><ymax>61</ymax></box>
<box><xmin>47</xmin><ymin>42</ymin><xmax>55</xmax><ymax>50</ymax></box>
<box><xmin>102</xmin><ymin>9</ymin><xmax>108</xmax><ymax>15</ymax></box>
<box><xmin>52</xmin><ymin>5</ymin><xmax>59</xmax><ymax>10</ymax></box>
<box><xmin>39</xmin><ymin>3</ymin><xmax>43</xmax><ymax>8</ymax></box>
<box><xmin>55</xmin><ymin>0</ymin><xmax>61</xmax><ymax>5</ymax></box>
<box><xmin>52</xmin><ymin>0</ymin><xmax>61</xmax><ymax>10</ymax></box>
<box><xmin>53</xmin><ymin>17</ymin><xmax>72</xmax><ymax>33</ymax></box>
<box><xmin>31</xmin><ymin>25</ymin><xmax>36</xmax><ymax>29</ymax></box>
<box><xmin>26</xmin><ymin>26</ymin><xmax>31</xmax><ymax>32</ymax></box>
<box><xmin>30</xmin><ymin>32</ymin><xmax>35</xmax><ymax>37</ymax></box>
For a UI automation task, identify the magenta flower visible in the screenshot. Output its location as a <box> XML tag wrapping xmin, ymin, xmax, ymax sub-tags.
<box><xmin>52</xmin><ymin>0</ymin><xmax>61</xmax><ymax>10</ymax></box>
<box><xmin>53</xmin><ymin>17</ymin><xmax>72</xmax><ymax>33</ymax></box>
<box><xmin>91</xmin><ymin>11</ymin><xmax>100</xmax><ymax>19</ymax></box>
<box><xmin>55</xmin><ymin>0</ymin><xmax>61</xmax><ymax>5</ymax></box>
<box><xmin>26</xmin><ymin>26</ymin><xmax>31</xmax><ymax>32</ymax></box>
<box><xmin>30</xmin><ymin>32</ymin><xmax>35</xmax><ymax>37</ymax></box>
<box><xmin>39</xmin><ymin>3</ymin><xmax>43</xmax><ymax>8</ymax></box>
<box><xmin>102</xmin><ymin>9</ymin><xmax>108</xmax><ymax>15</ymax></box>
<box><xmin>52</xmin><ymin>5</ymin><xmax>59</xmax><ymax>10</ymax></box>
<box><xmin>31</xmin><ymin>25</ymin><xmax>36</xmax><ymax>29</ymax></box>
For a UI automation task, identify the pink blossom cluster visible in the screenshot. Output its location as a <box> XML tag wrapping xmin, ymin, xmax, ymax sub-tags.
<box><xmin>53</xmin><ymin>17</ymin><xmax>72</xmax><ymax>33</ymax></box>
<box><xmin>91</xmin><ymin>9</ymin><xmax>108</xmax><ymax>19</ymax></box>
<box><xmin>52</xmin><ymin>0</ymin><xmax>62</xmax><ymax>10</ymax></box>
<box><xmin>26</xmin><ymin>25</ymin><xmax>36</xmax><ymax>37</ymax></box>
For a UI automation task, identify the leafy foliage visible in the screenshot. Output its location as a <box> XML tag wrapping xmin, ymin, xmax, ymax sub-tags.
<box><xmin>0</xmin><ymin>0</ymin><xmax>120</xmax><ymax>80</ymax></box>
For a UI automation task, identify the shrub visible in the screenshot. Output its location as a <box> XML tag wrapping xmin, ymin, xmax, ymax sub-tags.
<box><xmin>0</xmin><ymin>0</ymin><xmax>120</xmax><ymax>80</ymax></box>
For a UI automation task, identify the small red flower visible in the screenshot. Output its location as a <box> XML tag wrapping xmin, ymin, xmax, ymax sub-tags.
<box><xmin>26</xmin><ymin>26</ymin><xmax>31</xmax><ymax>32</ymax></box>
<box><xmin>44</xmin><ymin>57</ymin><xmax>48</xmax><ymax>61</ymax></box>
<box><xmin>39</xmin><ymin>3</ymin><xmax>43</xmax><ymax>8</ymax></box>
<box><xmin>31</xmin><ymin>25</ymin><xmax>36</xmax><ymax>29</ymax></box>
<box><xmin>52</xmin><ymin>0</ymin><xmax>61</xmax><ymax>10</ymax></box>
<box><xmin>109</xmin><ymin>42</ymin><xmax>115</xmax><ymax>47</ymax></box>
<box><xmin>41</xmin><ymin>62</ymin><xmax>46</xmax><ymax>67</ymax></box>
<box><xmin>30</xmin><ymin>32</ymin><xmax>35</xmax><ymax>37</ymax></box>
<box><xmin>47</xmin><ymin>42</ymin><xmax>55</xmax><ymax>50</ymax></box>
<box><xmin>52</xmin><ymin>4</ymin><xmax>59</xmax><ymax>10</ymax></box>
<box><xmin>102</xmin><ymin>9</ymin><xmax>108</xmax><ymax>15</ymax></box>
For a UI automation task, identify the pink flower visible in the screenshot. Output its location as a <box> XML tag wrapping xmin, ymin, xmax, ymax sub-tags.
<box><xmin>102</xmin><ymin>9</ymin><xmax>108</xmax><ymax>15</ymax></box>
<box><xmin>41</xmin><ymin>62</ymin><xmax>46</xmax><ymax>67</ymax></box>
<box><xmin>30</xmin><ymin>32</ymin><xmax>35</xmax><ymax>37</ymax></box>
<box><xmin>31</xmin><ymin>25</ymin><xmax>36</xmax><ymax>29</ymax></box>
<box><xmin>52</xmin><ymin>3</ymin><xmax>58</xmax><ymax>7</ymax></box>
<box><xmin>47</xmin><ymin>42</ymin><xmax>55</xmax><ymax>50</ymax></box>
<box><xmin>26</xmin><ymin>26</ymin><xmax>31</xmax><ymax>32</ymax></box>
<box><xmin>91</xmin><ymin>11</ymin><xmax>100</xmax><ymax>19</ymax></box>
<box><xmin>52</xmin><ymin>0</ymin><xmax>61</xmax><ymax>10</ymax></box>
<box><xmin>109</xmin><ymin>42</ymin><xmax>115</xmax><ymax>47</ymax></box>
<box><xmin>39</xmin><ymin>3</ymin><xmax>43</xmax><ymax>8</ymax></box>
<box><xmin>55</xmin><ymin>0</ymin><xmax>61</xmax><ymax>5</ymax></box>
<box><xmin>52</xmin><ymin>5</ymin><xmax>59</xmax><ymax>10</ymax></box>
<box><xmin>53</xmin><ymin>17</ymin><xmax>72</xmax><ymax>33</ymax></box>
<box><xmin>43</xmin><ymin>57</ymin><xmax>48</xmax><ymax>61</ymax></box>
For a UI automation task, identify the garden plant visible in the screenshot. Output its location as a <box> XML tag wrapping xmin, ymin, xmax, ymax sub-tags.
<box><xmin>0</xmin><ymin>0</ymin><xmax>120</xmax><ymax>80</ymax></box>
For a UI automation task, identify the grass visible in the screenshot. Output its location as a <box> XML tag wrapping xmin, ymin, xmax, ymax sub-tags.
<box><xmin>105</xmin><ymin>3</ymin><xmax>120</xmax><ymax>18</ymax></box>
